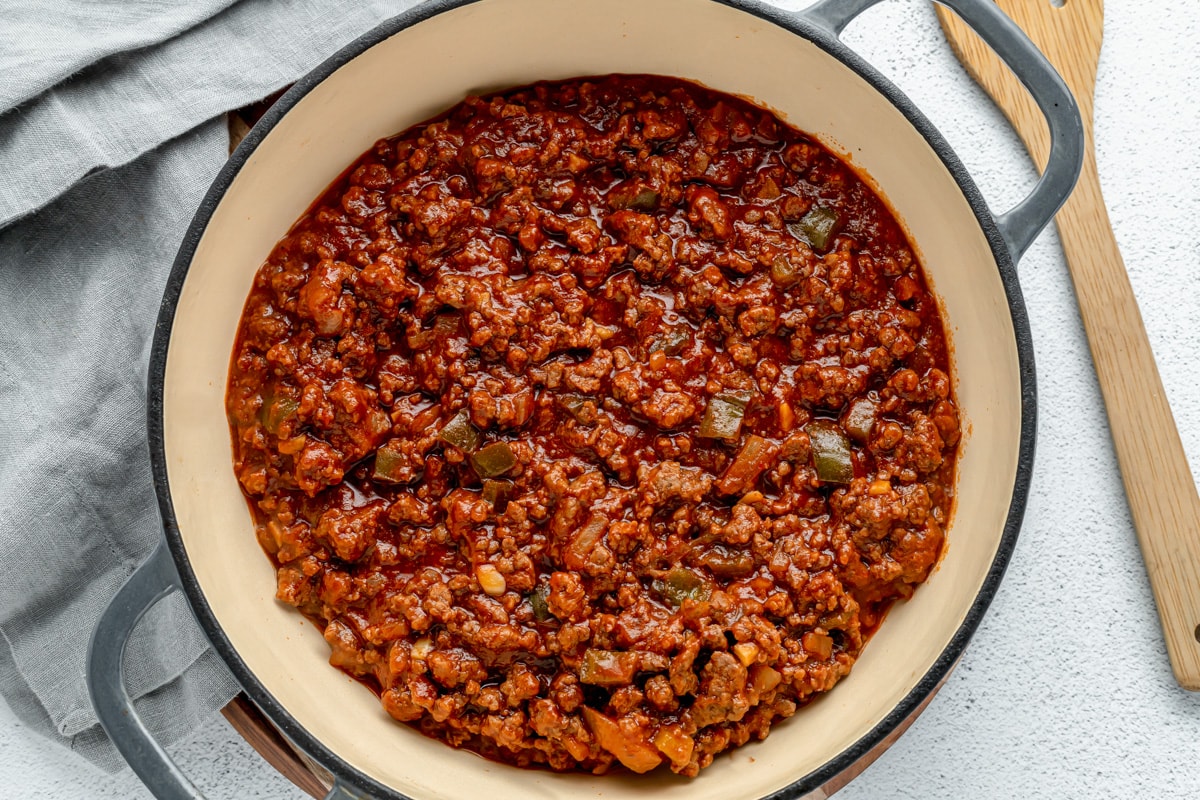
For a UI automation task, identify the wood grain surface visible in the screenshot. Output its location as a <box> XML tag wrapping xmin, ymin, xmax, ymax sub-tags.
<box><xmin>936</xmin><ymin>0</ymin><xmax>1200</xmax><ymax>690</ymax></box>
<box><xmin>220</xmin><ymin>696</ymin><xmax>330</xmax><ymax>798</ymax></box>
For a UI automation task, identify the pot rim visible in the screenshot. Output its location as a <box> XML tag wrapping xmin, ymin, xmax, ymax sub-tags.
<box><xmin>147</xmin><ymin>1</ymin><xmax>1034</xmax><ymax>797</ymax></box>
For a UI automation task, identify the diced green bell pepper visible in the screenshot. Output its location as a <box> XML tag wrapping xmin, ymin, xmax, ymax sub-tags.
<box><xmin>438</xmin><ymin>410</ymin><xmax>480</xmax><ymax>452</ymax></box>
<box><xmin>806</xmin><ymin>419</ymin><xmax>854</xmax><ymax>483</ymax></box>
<box><xmin>470</xmin><ymin>441</ymin><xmax>517</xmax><ymax>478</ymax></box>
<box><xmin>261</xmin><ymin>394</ymin><xmax>299</xmax><ymax>435</ymax></box>
<box><xmin>530</xmin><ymin>584</ymin><xmax>552</xmax><ymax>622</ymax></box>
<box><xmin>653</xmin><ymin>567</ymin><xmax>711</xmax><ymax>607</ymax></box>
<box><xmin>788</xmin><ymin>206</ymin><xmax>843</xmax><ymax>252</ymax></box>
<box><xmin>698</xmin><ymin>391</ymin><xmax>752</xmax><ymax>440</ymax></box>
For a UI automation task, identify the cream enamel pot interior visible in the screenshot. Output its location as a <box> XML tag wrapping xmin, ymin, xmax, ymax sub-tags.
<box><xmin>87</xmin><ymin>0</ymin><xmax>1083</xmax><ymax>798</ymax></box>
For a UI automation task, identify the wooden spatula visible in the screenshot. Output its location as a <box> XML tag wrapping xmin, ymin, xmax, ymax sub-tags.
<box><xmin>936</xmin><ymin>0</ymin><xmax>1200</xmax><ymax>690</ymax></box>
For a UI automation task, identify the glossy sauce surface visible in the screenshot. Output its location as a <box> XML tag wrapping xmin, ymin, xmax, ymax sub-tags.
<box><xmin>226</xmin><ymin>75</ymin><xmax>959</xmax><ymax>775</ymax></box>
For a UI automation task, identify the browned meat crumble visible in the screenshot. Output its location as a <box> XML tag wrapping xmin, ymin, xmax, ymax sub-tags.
<box><xmin>226</xmin><ymin>74</ymin><xmax>959</xmax><ymax>776</ymax></box>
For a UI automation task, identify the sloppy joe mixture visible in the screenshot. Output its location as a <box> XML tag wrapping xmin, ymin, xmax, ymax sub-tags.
<box><xmin>226</xmin><ymin>75</ymin><xmax>959</xmax><ymax>776</ymax></box>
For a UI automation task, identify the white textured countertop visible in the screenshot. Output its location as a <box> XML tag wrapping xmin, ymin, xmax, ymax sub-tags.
<box><xmin>3</xmin><ymin>0</ymin><xmax>1198</xmax><ymax>797</ymax></box>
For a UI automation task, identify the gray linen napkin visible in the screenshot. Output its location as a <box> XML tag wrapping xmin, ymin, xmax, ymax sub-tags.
<box><xmin>0</xmin><ymin>0</ymin><xmax>418</xmax><ymax>772</ymax></box>
<box><xmin>0</xmin><ymin>118</ymin><xmax>242</xmax><ymax>772</ymax></box>
<box><xmin>0</xmin><ymin>0</ymin><xmax>419</xmax><ymax>229</ymax></box>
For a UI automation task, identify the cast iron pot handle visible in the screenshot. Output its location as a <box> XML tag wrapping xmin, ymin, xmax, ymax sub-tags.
<box><xmin>799</xmin><ymin>0</ymin><xmax>1084</xmax><ymax>261</ymax></box>
<box><xmin>87</xmin><ymin>542</ymin><xmax>363</xmax><ymax>800</ymax></box>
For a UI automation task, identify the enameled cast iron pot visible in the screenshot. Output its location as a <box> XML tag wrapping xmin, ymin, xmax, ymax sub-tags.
<box><xmin>87</xmin><ymin>0</ymin><xmax>1083</xmax><ymax>798</ymax></box>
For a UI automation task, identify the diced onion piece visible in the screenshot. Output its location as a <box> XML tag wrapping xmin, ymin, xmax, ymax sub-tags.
<box><xmin>802</xmin><ymin>631</ymin><xmax>834</xmax><ymax>660</ymax></box>
<box><xmin>407</xmin><ymin>313</ymin><xmax>460</xmax><ymax>349</ymax></box>
<box><xmin>368</xmin><ymin>408</ymin><xmax>393</xmax><ymax>439</ymax></box>
<box><xmin>571</xmin><ymin>514</ymin><xmax>608</xmax><ymax>557</ymax></box>
<box><xmin>476</xmin><ymin>563</ymin><xmax>507</xmax><ymax>597</ymax></box>
<box><xmin>433</xmin><ymin>313</ymin><xmax>460</xmax><ymax>336</ymax></box>
<box><xmin>842</xmin><ymin>397</ymin><xmax>877</xmax><ymax>443</ymax></box>
<box><xmin>749</xmin><ymin>664</ymin><xmax>782</xmax><ymax>693</ymax></box>
<box><xmin>277</xmin><ymin>434</ymin><xmax>307</xmax><ymax>455</ymax></box>
<box><xmin>581</xmin><ymin>707</ymin><xmax>663</xmax><ymax>774</ymax></box>
<box><xmin>652</xmin><ymin>724</ymin><xmax>695</xmax><ymax>769</ymax></box>
<box><xmin>737</xmin><ymin>490</ymin><xmax>765</xmax><ymax>505</ymax></box>
<box><xmin>868</xmin><ymin>479</ymin><xmax>891</xmax><ymax>496</ymax></box>
<box><xmin>715</xmin><ymin>434</ymin><xmax>778</xmax><ymax>495</ymax></box>
<box><xmin>438</xmin><ymin>410</ymin><xmax>481</xmax><ymax>452</ymax></box>
<box><xmin>806</xmin><ymin>420</ymin><xmax>854</xmax><ymax>484</ymax></box>
<box><xmin>406</xmin><ymin>328</ymin><xmax>435</xmax><ymax>351</ymax></box>
<box><xmin>266</xmin><ymin>520</ymin><xmax>288</xmax><ymax>553</ymax></box>
<box><xmin>411</xmin><ymin>637</ymin><xmax>434</xmax><ymax>660</ymax></box>
<box><xmin>470</xmin><ymin>441</ymin><xmax>517</xmax><ymax>478</ymax></box>
<box><xmin>732</xmin><ymin>642</ymin><xmax>760</xmax><ymax>667</ymax></box>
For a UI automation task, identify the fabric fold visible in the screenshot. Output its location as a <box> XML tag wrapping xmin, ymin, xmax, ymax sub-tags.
<box><xmin>0</xmin><ymin>0</ymin><xmax>419</xmax><ymax>230</ymax></box>
<box><xmin>0</xmin><ymin>117</ymin><xmax>240</xmax><ymax>771</ymax></box>
<box><xmin>0</xmin><ymin>0</ymin><xmax>241</xmax><ymax>112</ymax></box>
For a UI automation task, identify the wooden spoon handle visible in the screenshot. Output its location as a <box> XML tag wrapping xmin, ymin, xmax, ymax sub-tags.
<box><xmin>1057</xmin><ymin>149</ymin><xmax>1200</xmax><ymax>689</ymax></box>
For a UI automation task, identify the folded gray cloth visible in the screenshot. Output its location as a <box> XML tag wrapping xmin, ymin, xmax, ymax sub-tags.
<box><xmin>0</xmin><ymin>1</ymin><xmax>240</xmax><ymax>111</ymax></box>
<box><xmin>0</xmin><ymin>118</ymin><xmax>242</xmax><ymax>772</ymax></box>
<box><xmin>0</xmin><ymin>0</ymin><xmax>418</xmax><ymax>229</ymax></box>
<box><xmin>0</xmin><ymin>0</ymin><xmax>417</xmax><ymax>772</ymax></box>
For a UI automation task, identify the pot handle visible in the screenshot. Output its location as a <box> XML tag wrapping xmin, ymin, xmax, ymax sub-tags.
<box><xmin>87</xmin><ymin>542</ymin><xmax>364</xmax><ymax>800</ymax></box>
<box><xmin>798</xmin><ymin>0</ymin><xmax>1084</xmax><ymax>261</ymax></box>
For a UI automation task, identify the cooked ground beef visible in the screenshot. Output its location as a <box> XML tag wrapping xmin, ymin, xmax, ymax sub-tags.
<box><xmin>226</xmin><ymin>74</ymin><xmax>959</xmax><ymax>776</ymax></box>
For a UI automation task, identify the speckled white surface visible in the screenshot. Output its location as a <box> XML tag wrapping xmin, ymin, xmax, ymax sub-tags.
<box><xmin>2</xmin><ymin>0</ymin><xmax>1198</xmax><ymax>797</ymax></box>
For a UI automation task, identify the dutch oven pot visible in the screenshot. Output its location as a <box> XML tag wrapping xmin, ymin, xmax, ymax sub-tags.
<box><xmin>87</xmin><ymin>0</ymin><xmax>1083</xmax><ymax>798</ymax></box>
